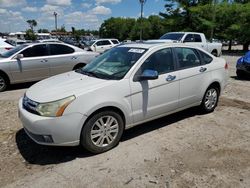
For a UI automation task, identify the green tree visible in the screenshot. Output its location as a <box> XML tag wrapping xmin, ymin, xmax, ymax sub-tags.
<box><xmin>25</xmin><ymin>29</ymin><xmax>37</xmax><ymax>40</ymax></box>
<box><xmin>26</xmin><ymin>19</ymin><xmax>37</xmax><ymax>32</ymax></box>
<box><xmin>38</xmin><ymin>29</ymin><xmax>49</xmax><ymax>33</ymax></box>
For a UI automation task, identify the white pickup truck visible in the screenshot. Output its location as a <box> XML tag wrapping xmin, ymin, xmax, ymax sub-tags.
<box><xmin>158</xmin><ymin>32</ymin><xmax>222</xmax><ymax>57</ymax></box>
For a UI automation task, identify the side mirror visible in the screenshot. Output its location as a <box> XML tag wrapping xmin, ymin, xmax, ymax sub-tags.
<box><xmin>15</xmin><ymin>54</ymin><xmax>23</xmax><ymax>60</ymax></box>
<box><xmin>137</xmin><ymin>69</ymin><xmax>159</xmax><ymax>81</ymax></box>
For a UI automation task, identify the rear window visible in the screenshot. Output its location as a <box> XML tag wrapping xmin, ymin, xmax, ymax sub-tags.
<box><xmin>111</xmin><ymin>40</ymin><xmax>119</xmax><ymax>44</ymax></box>
<box><xmin>49</xmin><ymin>44</ymin><xmax>74</xmax><ymax>55</ymax></box>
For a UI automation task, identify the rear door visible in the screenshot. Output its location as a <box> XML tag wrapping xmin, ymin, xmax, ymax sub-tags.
<box><xmin>9</xmin><ymin>44</ymin><xmax>50</xmax><ymax>82</ymax></box>
<box><xmin>48</xmin><ymin>44</ymin><xmax>76</xmax><ymax>76</ymax></box>
<box><xmin>174</xmin><ymin>47</ymin><xmax>211</xmax><ymax>107</ymax></box>
<box><xmin>130</xmin><ymin>47</ymin><xmax>180</xmax><ymax>123</ymax></box>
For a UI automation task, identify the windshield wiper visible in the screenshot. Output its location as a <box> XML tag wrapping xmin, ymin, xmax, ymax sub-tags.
<box><xmin>76</xmin><ymin>69</ymin><xmax>101</xmax><ymax>78</ymax></box>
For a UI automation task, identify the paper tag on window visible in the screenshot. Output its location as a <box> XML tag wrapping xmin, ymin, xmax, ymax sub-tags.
<box><xmin>128</xmin><ymin>49</ymin><xmax>145</xmax><ymax>53</ymax></box>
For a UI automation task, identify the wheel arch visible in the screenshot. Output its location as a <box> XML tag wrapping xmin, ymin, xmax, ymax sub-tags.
<box><xmin>73</xmin><ymin>62</ymin><xmax>87</xmax><ymax>70</ymax></box>
<box><xmin>0</xmin><ymin>70</ymin><xmax>10</xmax><ymax>84</ymax></box>
<box><xmin>207</xmin><ymin>81</ymin><xmax>221</xmax><ymax>95</ymax></box>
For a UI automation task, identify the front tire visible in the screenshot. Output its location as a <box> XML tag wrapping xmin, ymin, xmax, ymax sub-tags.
<box><xmin>200</xmin><ymin>86</ymin><xmax>219</xmax><ymax>113</ymax></box>
<box><xmin>81</xmin><ymin>110</ymin><xmax>124</xmax><ymax>154</ymax></box>
<box><xmin>236</xmin><ymin>70</ymin><xmax>246</xmax><ymax>79</ymax></box>
<box><xmin>0</xmin><ymin>74</ymin><xmax>8</xmax><ymax>92</ymax></box>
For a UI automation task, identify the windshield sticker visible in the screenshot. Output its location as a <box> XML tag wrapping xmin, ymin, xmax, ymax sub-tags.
<box><xmin>128</xmin><ymin>49</ymin><xmax>145</xmax><ymax>53</ymax></box>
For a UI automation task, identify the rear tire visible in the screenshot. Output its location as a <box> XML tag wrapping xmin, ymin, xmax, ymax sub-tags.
<box><xmin>0</xmin><ymin>74</ymin><xmax>8</xmax><ymax>92</ymax></box>
<box><xmin>200</xmin><ymin>86</ymin><xmax>219</xmax><ymax>113</ymax></box>
<box><xmin>73</xmin><ymin>63</ymin><xmax>86</xmax><ymax>70</ymax></box>
<box><xmin>211</xmin><ymin>50</ymin><xmax>218</xmax><ymax>57</ymax></box>
<box><xmin>81</xmin><ymin>110</ymin><xmax>124</xmax><ymax>154</ymax></box>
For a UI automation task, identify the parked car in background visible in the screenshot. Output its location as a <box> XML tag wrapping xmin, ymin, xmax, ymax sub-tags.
<box><xmin>5</xmin><ymin>39</ymin><xmax>29</xmax><ymax>46</ymax></box>
<box><xmin>157</xmin><ymin>32</ymin><xmax>222</xmax><ymax>57</ymax></box>
<box><xmin>87</xmin><ymin>39</ymin><xmax>120</xmax><ymax>53</ymax></box>
<box><xmin>18</xmin><ymin>42</ymin><xmax>228</xmax><ymax>153</ymax></box>
<box><xmin>236</xmin><ymin>51</ymin><xmax>250</xmax><ymax>79</ymax></box>
<box><xmin>0</xmin><ymin>42</ymin><xmax>99</xmax><ymax>92</ymax></box>
<box><xmin>0</xmin><ymin>38</ymin><xmax>14</xmax><ymax>54</ymax></box>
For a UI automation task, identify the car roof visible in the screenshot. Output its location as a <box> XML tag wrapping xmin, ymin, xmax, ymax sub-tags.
<box><xmin>118</xmin><ymin>41</ymin><xmax>197</xmax><ymax>50</ymax></box>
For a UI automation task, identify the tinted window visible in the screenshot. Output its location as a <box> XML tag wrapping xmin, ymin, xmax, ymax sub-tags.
<box><xmin>160</xmin><ymin>33</ymin><xmax>184</xmax><ymax>41</ymax></box>
<box><xmin>96</xmin><ymin>40</ymin><xmax>111</xmax><ymax>46</ymax></box>
<box><xmin>141</xmin><ymin>48</ymin><xmax>175</xmax><ymax>75</ymax></box>
<box><xmin>184</xmin><ymin>34</ymin><xmax>194</xmax><ymax>42</ymax></box>
<box><xmin>111</xmin><ymin>40</ymin><xmax>119</xmax><ymax>44</ymax></box>
<box><xmin>194</xmin><ymin>34</ymin><xmax>202</xmax><ymax>42</ymax></box>
<box><xmin>22</xmin><ymin>44</ymin><xmax>48</xmax><ymax>57</ymax></box>
<box><xmin>49</xmin><ymin>44</ymin><xmax>74</xmax><ymax>55</ymax></box>
<box><xmin>199</xmin><ymin>50</ymin><xmax>213</xmax><ymax>64</ymax></box>
<box><xmin>175</xmin><ymin>48</ymin><xmax>201</xmax><ymax>68</ymax></box>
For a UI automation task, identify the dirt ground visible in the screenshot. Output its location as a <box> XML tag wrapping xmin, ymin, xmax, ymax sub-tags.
<box><xmin>0</xmin><ymin>55</ymin><xmax>249</xmax><ymax>188</ymax></box>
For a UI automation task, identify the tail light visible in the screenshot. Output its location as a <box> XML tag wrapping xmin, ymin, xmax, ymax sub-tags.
<box><xmin>5</xmin><ymin>47</ymin><xmax>12</xmax><ymax>50</ymax></box>
<box><xmin>224</xmin><ymin>62</ymin><xmax>228</xmax><ymax>69</ymax></box>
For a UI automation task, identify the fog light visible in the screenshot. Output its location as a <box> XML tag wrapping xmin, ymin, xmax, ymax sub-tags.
<box><xmin>43</xmin><ymin>135</ymin><xmax>53</xmax><ymax>143</ymax></box>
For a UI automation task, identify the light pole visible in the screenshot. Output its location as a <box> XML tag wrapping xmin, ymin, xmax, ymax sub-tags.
<box><xmin>139</xmin><ymin>0</ymin><xmax>146</xmax><ymax>41</ymax></box>
<box><xmin>54</xmin><ymin>12</ymin><xmax>58</xmax><ymax>31</ymax></box>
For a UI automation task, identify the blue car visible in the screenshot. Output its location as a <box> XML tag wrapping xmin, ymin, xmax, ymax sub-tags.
<box><xmin>236</xmin><ymin>51</ymin><xmax>250</xmax><ymax>79</ymax></box>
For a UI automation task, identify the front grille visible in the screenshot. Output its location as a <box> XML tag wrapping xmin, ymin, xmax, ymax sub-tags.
<box><xmin>23</xmin><ymin>95</ymin><xmax>40</xmax><ymax>115</ymax></box>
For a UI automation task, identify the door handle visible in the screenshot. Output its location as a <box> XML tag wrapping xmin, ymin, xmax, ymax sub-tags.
<box><xmin>71</xmin><ymin>56</ymin><xmax>77</xmax><ymax>60</ymax></box>
<box><xmin>199</xmin><ymin>67</ymin><xmax>207</xmax><ymax>72</ymax></box>
<box><xmin>166</xmin><ymin>75</ymin><xmax>176</xmax><ymax>81</ymax></box>
<box><xmin>40</xmin><ymin>59</ymin><xmax>48</xmax><ymax>63</ymax></box>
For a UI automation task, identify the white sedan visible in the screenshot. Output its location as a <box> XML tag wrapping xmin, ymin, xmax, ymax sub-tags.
<box><xmin>18</xmin><ymin>42</ymin><xmax>228</xmax><ymax>153</ymax></box>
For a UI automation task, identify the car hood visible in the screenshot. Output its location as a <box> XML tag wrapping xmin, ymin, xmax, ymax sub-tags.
<box><xmin>243</xmin><ymin>51</ymin><xmax>250</xmax><ymax>63</ymax></box>
<box><xmin>26</xmin><ymin>71</ymin><xmax>115</xmax><ymax>103</ymax></box>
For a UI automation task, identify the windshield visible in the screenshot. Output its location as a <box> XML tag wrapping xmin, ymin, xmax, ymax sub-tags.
<box><xmin>160</xmin><ymin>33</ymin><xmax>184</xmax><ymax>41</ymax></box>
<box><xmin>0</xmin><ymin>45</ymin><xmax>28</xmax><ymax>58</ymax></box>
<box><xmin>77</xmin><ymin>47</ymin><xmax>147</xmax><ymax>80</ymax></box>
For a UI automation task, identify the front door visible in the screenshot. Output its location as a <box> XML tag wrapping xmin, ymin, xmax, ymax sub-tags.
<box><xmin>130</xmin><ymin>47</ymin><xmax>180</xmax><ymax>123</ymax></box>
<box><xmin>10</xmin><ymin>44</ymin><xmax>50</xmax><ymax>83</ymax></box>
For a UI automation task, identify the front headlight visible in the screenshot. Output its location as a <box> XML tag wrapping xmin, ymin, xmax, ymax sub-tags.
<box><xmin>36</xmin><ymin>96</ymin><xmax>75</xmax><ymax>117</ymax></box>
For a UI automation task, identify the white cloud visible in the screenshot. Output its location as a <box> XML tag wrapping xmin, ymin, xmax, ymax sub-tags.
<box><xmin>81</xmin><ymin>3</ymin><xmax>92</xmax><ymax>9</ymax></box>
<box><xmin>95</xmin><ymin>0</ymin><xmax>121</xmax><ymax>5</ymax></box>
<box><xmin>65</xmin><ymin>11</ymin><xmax>99</xmax><ymax>24</ymax></box>
<box><xmin>22</xmin><ymin>6</ymin><xmax>38</xmax><ymax>12</ymax></box>
<box><xmin>91</xmin><ymin>6</ymin><xmax>111</xmax><ymax>15</ymax></box>
<box><xmin>40</xmin><ymin>4</ymin><xmax>63</xmax><ymax>15</ymax></box>
<box><xmin>0</xmin><ymin>8</ymin><xmax>7</xmax><ymax>14</ymax></box>
<box><xmin>46</xmin><ymin>0</ymin><xmax>71</xmax><ymax>6</ymax></box>
<box><xmin>0</xmin><ymin>0</ymin><xmax>26</xmax><ymax>7</ymax></box>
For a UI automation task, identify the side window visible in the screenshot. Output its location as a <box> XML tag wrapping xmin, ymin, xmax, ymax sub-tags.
<box><xmin>22</xmin><ymin>44</ymin><xmax>48</xmax><ymax>57</ymax></box>
<box><xmin>199</xmin><ymin>50</ymin><xmax>213</xmax><ymax>64</ymax></box>
<box><xmin>141</xmin><ymin>48</ymin><xmax>175</xmax><ymax>75</ymax></box>
<box><xmin>194</xmin><ymin>34</ymin><xmax>202</xmax><ymax>42</ymax></box>
<box><xmin>95</xmin><ymin>41</ymin><xmax>103</xmax><ymax>46</ymax></box>
<box><xmin>175</xmin><ymin>47</ymin><xmax>201</xmax><ymax>69</ymax></box>
<box><xmin>102</xmin><ymin>40</ymin><xmax>111</xmax><ymax>45</ymax></box>
<box><xmin>49</xmin><ymin>44</ymin><xmax>74</xmax><ymax>55</ymax></box>
<box><xmin>111</xmin><ymin>40</ymin><xmax>119</xmax><ymax>44</ymax></box>
<box><xmin>184</xmin><ymin>34</ymin><xmax>194</xmax><ymax>42</ymax></box>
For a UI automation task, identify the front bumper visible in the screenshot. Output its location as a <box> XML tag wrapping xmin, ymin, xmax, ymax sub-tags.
<box><xmin>236</xmin><ymin>62</ymin><xmax>250</xmax><ymax>74</ymax></box>
<box><xmin>18</xmin><ymin>98</ymin><xmax>87</xmax><ymax>146</ymax></box>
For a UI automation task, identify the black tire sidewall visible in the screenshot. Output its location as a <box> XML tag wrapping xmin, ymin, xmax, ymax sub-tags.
<box><xmin>0</xmin><ymin>75</ymin><xmax>7</xmax><ymax>92</ymax></box>
<box><xmin>81</xmin><ymin>110</ymin><xmax>124</xmax><ymax>154</ymax></box>
<box><xmin>201</xmin><ymin>87</ymin><xmax>219</xmax><ymax>113</ymax></box>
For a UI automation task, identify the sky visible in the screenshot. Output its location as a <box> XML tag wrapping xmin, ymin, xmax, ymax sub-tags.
<box><xmin>0</xmin><ymin>0</ymin><xmax>166</xmax><ymax>33</ymax></box>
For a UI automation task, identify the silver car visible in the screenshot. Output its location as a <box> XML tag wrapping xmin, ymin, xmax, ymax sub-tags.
<box><xmin>0</xmin><ymin>42</ymin><xmax>99</xmax><ymax>91</ymax></box>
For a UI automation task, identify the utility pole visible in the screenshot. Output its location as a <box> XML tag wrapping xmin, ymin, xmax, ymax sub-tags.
<box><xmin>139</xmin><ymin>0</ymin><xmax>146</xmax><ymax>42</ymax></box>
<box><xmin>210</xmin><ymin>0</ymin><xmax>217</xmax><ymax>40</ymax></box>
<box><xmin>54</xmin><ymin>12</ymin><xmax>58</xmax><ymax>31</ymax></box>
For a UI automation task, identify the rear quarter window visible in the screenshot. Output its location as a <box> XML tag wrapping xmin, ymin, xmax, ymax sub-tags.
<box><xmin>199</xmin><ymin>50</ymin><xmax>213</xmax><ymax>64</ymax></box>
